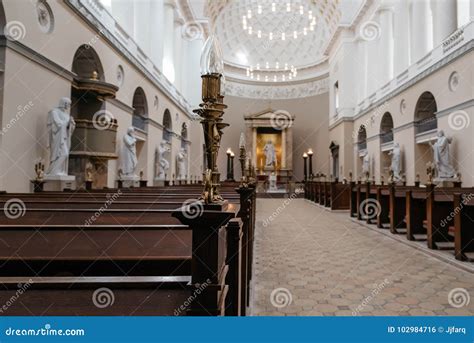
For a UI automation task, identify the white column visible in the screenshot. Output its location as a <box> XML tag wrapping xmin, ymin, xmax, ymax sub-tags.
<box><xmin>162</xmin><ymin>0</ymin><xmax>176</xmax><ymax>82</ymax></box>
<box><xmin>409</xmin><ymin>0</ymin><xmax>433</xmax><ymax>63</ymax></box>
<box><xmin>431</xmin><ymin>0</ymin><xmax>457</xmax><ymax>47</ymax></box>
<box><xmin>183</xmin><ymin>38</ymin><xmax>204</xmax><ymax>106</ymax></box>
<box><xmin>150</xmin><ymin>0</ymin><xmax>165</xmax><ymax>70</ymax></box>
<box><xmin>111</xmin><ymin>0</ymin><xmax>134</xmax><ymax>37</ymax></box>
<box><xmin>366</xmin><ymin>16</ymin><xmax>379</xmax><ymax>95</ymax></box>
<box><xmin>472</xmin><ymin>0</ymin><xmax>474</xmax><ymax>22</ymax></box>
<box><xmin>357</xmin><ymin>39</ymin><xmax>368</xmax><ymax>102</ymax></box>
<box><xmin>393</xmin><ymin>0</ymin><xmax>410</xmax><ymax>75</ymax></box>
<box><xmin>133</xmin><ymin>0</ymin><xmax>151</xmax><ymax>54</ymax></box>
<box><xmin>377</xmin><ymin>7</ymin><xmax>394</xmax><ymax>85</ymax></box>
<box><xmin>174</xmin><ymin>17</ymin><xmax>184</xmax><ymax>91</ymax></box>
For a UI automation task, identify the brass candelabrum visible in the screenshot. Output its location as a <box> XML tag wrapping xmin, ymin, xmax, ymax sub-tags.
<box><xmin>193</xmin><ymin>73</ymin><xmax>228</xmax><ymax>204</ymax></box>
<box><xmin>239</xmin><ymin>145</ymin><xmax>247</xmax><ymax>186</ymax></box>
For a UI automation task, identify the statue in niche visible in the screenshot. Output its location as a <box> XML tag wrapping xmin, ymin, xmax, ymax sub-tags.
<box><xmin>388</xmin><ymin>143</ymin><xmax>402</xmax><ymax>181</ymax></box>
<box><xmin>46</xmin><ymin>97</ymin><xmax>75</xmax><ymax>177</ymax></box>
<box><xmin>176</xmin><ymin>148</ymin><xmax>187</xmax><ymax>180</ymax></box>
<box><xmin>156</xmin><ymin>141</ymin><xmax>170</xmax><ymax>179</ymax></box>
<box><xmin>362</xmin><ymin>151</ymin><xmax>370</xmax><ymax>176</ymax></box>
<box><xmin>263</xmin><ymin>140</ymin><xmax>276</xmax><ymax>168</ymax></box>
<box><xmin>430</xmin><ymin>130</ymin><xmax>456</xmax><ymax>178</ymax></box>
<box><xmin>121</xmin><ymin>127</ymin><xmax>138</xmax><ymax>177</ymax></box>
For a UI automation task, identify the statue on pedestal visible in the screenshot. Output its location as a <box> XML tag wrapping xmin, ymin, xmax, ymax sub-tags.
<box><xmin>362</xmin><ymin>151</ymin><xmax>370</xmax><ymax>176</ymax></box>
<box><xmin>388</xmin><ymin>143</ymin><xmax>401</xmax><ymax>181</ymax></box>
<box><xmin>121</xmin><ymin>127</ymin><xmax>137</xmax><ymax>177</ymax></box>
<box><xmin>263</xmin><ymin>140</ymin><xmax>276</xmax><ymax>168</ymax></box>
<box><xmin>46</xmin><ymin>97</ymin><xmax>75</xmax><ymax>176</ymax></box>
<box><xmin>156</xmin><ymin>141</ymin><xmax>170</xmax><ymax>179</ymax></box>
<box><xmin>177</xmin><ymin>148</ymin><xmax>187</xmax><ymax>180</ymax></box>
<box><xmin>430</xmin><ymin>130</ymin><xmax>456</xmax><ymax>178</ymax></box>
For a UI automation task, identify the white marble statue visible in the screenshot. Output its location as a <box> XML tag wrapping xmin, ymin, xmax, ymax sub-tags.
<box><xmin>156</xmin><ymin>141</ymin><xmax>170</xmax><ymax>179</ymax></box>
<box><xmin>362</xmin><ymin>151</ymin><xmax>370</xmax><ymax>175</ymax></box>
<box><xmin>46</xmin><ymin>97</ymin><xmax>75</xmax><ymax>176</ymax></box>
<box><xmin>389</xmin><ymin>143</ymin><xmax>402</xmax><ymax>181</ymax></box>
<box><xmin>263</xmin><ymin>140</ymin><xmax>276</xmax><ymax>168</ymax></box>
<box><xmin>121</xmin><ymin>127</ymin><xmax>138</xmax><ymax>177</ymax></box>
<box><xmin>176</xmin><ymin>148</ymin><xmax>187</xmax><ymax>180</ymax></box>
<box><xmin>430</xmin><ymin>130</ymin><xmax>456</xmax><ymax>178</ymax></box>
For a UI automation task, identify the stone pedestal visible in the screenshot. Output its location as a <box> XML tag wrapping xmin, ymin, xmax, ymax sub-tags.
<box><xmin>153</xmin><ymin>178</ymin><xmax>166</xmax><ymax>187</ymax></box>
<box><xmin>268</xmin><ymin>174</ymin><xmax>277</xmax><ymax>192</ymax></box>
<box><xmin>44</xmin><ymin>175</ymin><xmax>76</xmax><ymax>191</ymax></box>
<box><xmin>121</xmin><ymin>175</ymin><xmax>139</xmax><ymax>188</ymax></box>
<box><xmin>433</xmin><ymin>178</ymin><xmax>461</xmax><ymax>188</ymax></box>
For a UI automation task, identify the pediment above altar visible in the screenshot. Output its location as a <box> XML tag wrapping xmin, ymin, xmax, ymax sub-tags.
<box><xmin>244</xmin><ymin>109</ymin><xmax>295</xmax><ymax>128</ymax></box>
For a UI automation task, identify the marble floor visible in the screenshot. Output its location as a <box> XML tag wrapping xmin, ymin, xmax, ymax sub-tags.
<box><xmin>250</xmin><ymin>199</ymin><xmax>474</xmax><ymax>316</ymax></box>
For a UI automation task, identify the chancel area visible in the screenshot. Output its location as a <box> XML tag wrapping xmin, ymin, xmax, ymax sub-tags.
<box><xmin>0</xmin><ymin>0</ymin><xmax>472</xmax><ymax>317</ymax></box>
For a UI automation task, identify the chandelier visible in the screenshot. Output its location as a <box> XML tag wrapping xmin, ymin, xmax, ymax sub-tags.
<box><xmin>242</xmin><ymin>1</ymin><xmax>317</xmax><ymax>40</ymax></box>
<box><xmin>245</xmin><ymin>62</ymin><xmax>298</xmax><ymax>82</ymax></box>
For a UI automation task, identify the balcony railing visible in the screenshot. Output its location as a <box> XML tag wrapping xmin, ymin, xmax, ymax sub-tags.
<box><xmin>132</xmin><ymin>114</ymin><xmax>147</xmax><ymax>131</ymax></box>
<box><xmin>357</xmin><ymin>141</ymin><xmax>367</xmax><ymax>151</ymax></box>
<box><xmin>415</xmin><ymin>117</ymin><xmax>437</xmax><ymax>135</ymax></box>
<box><xmin>380</xmin><ymin>131</ymin><xmax>394</xmax><ymax>144</ymax></box>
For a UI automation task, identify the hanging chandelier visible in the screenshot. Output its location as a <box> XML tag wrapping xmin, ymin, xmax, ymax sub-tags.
<box><xmin>245</xmin><ymin>62</ymin><xmax>298</xmax><ymax>82</ymax></box>
<box><xmin>242</xmin><ymin>1</ymin><xmax>317</xmax><ymax>40</ymax></box>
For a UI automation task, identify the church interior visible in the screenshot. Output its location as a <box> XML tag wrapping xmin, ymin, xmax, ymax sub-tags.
<box><xmin>0</xmin><ymin>0</ymin><xmax>473</xmax><ymax>320</ymax></box>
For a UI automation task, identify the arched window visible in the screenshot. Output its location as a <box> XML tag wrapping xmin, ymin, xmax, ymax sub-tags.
<box><xmin>162</xmin><ymin>109</ymin><xmax>172</xmax><ymax>141</ymax></box>
<box><xmin>380</xmin><ymin>112</ymin><xmax>394</xmax><ymax>144</ymax></box>
<box><xmin>181</xmin><ymin>123</ymin><xmax>188</xmax><ymax>149</ymax></box>
<box><xmin>132</xmin><ymin>87</ymin><xmax>148</xmax><ymax>131</ymax></box>
<box><xmin>357</xmin><ymin>125</ymin><xmax>367</xmax><ymax>151</ymax></box>
<box><xmin>414</xmin><ymin>92</ymin><xmax>437</xmax><ymax>134</ymax></box>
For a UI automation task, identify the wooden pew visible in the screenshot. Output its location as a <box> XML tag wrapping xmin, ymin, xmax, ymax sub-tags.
<box><xmin>406</xmin><ymin>188</ymin><xmax>429</xmax><ymax>241</ymax></box>
<box><xmin>376</xmin><ymin>185</ymin><xmax>390</xmax><ymax>229</ymax></box>
<box><xmin>350</xmin><ymin>182</ymin><xmax>358</xmax><ymax>217</ymax></box>
<box><xmin>329</xmin><ymin>181</ymin><xmax>350</xmax><ymax>211</ymax></box>
<box><xmin>453</xmin><ymin>192</ymin><xmax>474</xmax><ymax>261</ymax></box>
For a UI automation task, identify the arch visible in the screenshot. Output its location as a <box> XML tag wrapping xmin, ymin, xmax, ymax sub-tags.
<box><xmin>181</xmin><ymin>122</ymin><xmax>188</xmax><ymax>149</ymax></box>
<box><xmin>357</xmin><ymin>125</ymin><xmax>367</xmax><ymax>151</ymax></box>
<box><xmin>132</xmin><ymin>87</ymin><xmax>148</xmax><ymax>131</ymax></box>
<box><xmin>414</xmin><ymin>91</ymin><xmax>437</xmax><ymax>134</ymax></box>
<box><xmin>380</xmin><ymin>112</ymin><xmax>394</xmax><ymax>143</ymax></box>
<box><xmin>162</xmin><ymin>109</ymin><xmax>172</xmax><ymax>141</ymax></box>
<box><xmin>72</xmin><ymin>45</ymin><xmax>105</xmax><ymax>81</ymax></box>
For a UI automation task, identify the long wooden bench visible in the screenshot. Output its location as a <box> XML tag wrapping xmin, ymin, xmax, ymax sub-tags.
<box><xmin>453</xmin><ymin>192</ymin><xmax>474</xmax><ymax>261</ymax></box>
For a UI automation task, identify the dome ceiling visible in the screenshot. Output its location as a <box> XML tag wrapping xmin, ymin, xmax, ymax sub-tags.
<box><xmin>207</xmin><ymin>0</ymin><xmax>341</xmax><ymax>76</ymax></box>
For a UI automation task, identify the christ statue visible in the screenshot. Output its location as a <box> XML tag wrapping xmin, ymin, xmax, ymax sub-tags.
<box><xmin>263</xmin><ymin>140</ymin><xmax>276</xmax><ymax>168</ymax></box>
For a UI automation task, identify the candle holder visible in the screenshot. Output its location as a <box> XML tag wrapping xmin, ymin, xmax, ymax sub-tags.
<box><xmin>194</xmin><ymin>34</ymin><xmax>228</xmax><ymax>204</ymax></box>
<box><xmin>307</xmin><ymin>149</ymin><xmax>313</xmax><ymax>179</ymax></box>
<box><xmin>303</xmin><ymin>153</ymin><xmax>308</xmax><ymax>181</ymax></box>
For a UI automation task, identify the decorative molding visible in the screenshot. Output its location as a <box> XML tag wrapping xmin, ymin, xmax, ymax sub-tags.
<box><xmin>436</xmin><ymin>99</ymin><xmax>474</xmax><ymax>119</ymax></box>
<box><xmin>225</xmin><ymin>78</ymin><xmax>329</xmax><ymax>100</ymax></box>
<box><xmin>65</xmin><ymin>0</ymin><xmax>195</xmax><ymax>119</ymax></box>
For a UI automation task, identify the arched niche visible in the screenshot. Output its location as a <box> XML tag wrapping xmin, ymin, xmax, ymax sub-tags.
<box><xmin>380</xmin><ymin>112</ymin><xmax>394</xmax><ymax>144</ymax></box>
<box><xmin>357</xmin><ymin>125</ymin><xmax>367</xmax><ymax>151</ymax></box>
<box><xmin>132</xmin><ymin>87</ymin><xmax>148</xmax><ymax>131</ymax></box>
<box><xmin>162</xmin><ymin>109</ymin><xmax>172</xmax><ymax>142</ymax></box>
<box><xmin>380</xmin><ymin>112</ymin><xmax>395</xmax><ymax>180</ymax></box>
<box><xmin>181</xmin><ymin>123</ymin><xmax>188</xmax><ymax>149</ymax></box>
<box><xmin>414</xmin><ymin>91</ymin><xmax>438</xmax><ymax>135</ymax></box>
<box><xmin>72</xmin><ymin>45</ymin><xmax>105</xmax><ymax>81</ymax></box>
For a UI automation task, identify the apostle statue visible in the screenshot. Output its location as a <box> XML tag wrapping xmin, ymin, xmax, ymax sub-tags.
<box><xmin>46</xmin><ymin>97</ymin><xmax>75</xmax><ymax>176</ymax></box>
<box><xmin>263</xmin><ymin>140</ymin><xmax>276</xmax><ymax>168</ymax></box>
<box><xmin>176</xmin><ymin>148</ymin><xmax>187</xmax><ymax>180</ymax></box>
<box><xmin>156</xmin><ymin>141</ymin><xmax>170</xmax><ymax>179</ymax></box>
<box><xmin>430</xmin><ymin>130</ymin><xmax>456</xmax><ymax>178</ymax></box>
<box><xmin>388</xmin><ymin>143</ymin><xmax>402</xmax><ymax>181</ymax></box>
<box><xmin>121</xmin><ymin>127</ymin><xmax>138</xmax><ymax>177</ymax></box>
<box><xmin>362</xmin><ymin>151</ymin><xmax>370</xmax><ymax>176</ymax></box>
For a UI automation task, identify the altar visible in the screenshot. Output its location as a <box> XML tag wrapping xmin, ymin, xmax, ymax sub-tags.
<box><xmin>244</xmin><ymin>109</ymin><xmax>295</xmax><ymax>193</ymax></box>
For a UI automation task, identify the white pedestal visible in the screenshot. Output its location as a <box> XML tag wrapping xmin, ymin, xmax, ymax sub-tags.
<box><xmin>122</xmin><ymin>175</ymin><xmax>139</xmax><ymax>188</ymax></box>
<box><xmin>44</xmin><ymin>175</ymin><xmax>76</xmax><ymax>191</ymax></box>
<box><xmin>433</xmin><ymin>177</ymin><xmax>460</xmax><ymax>187</ymax></box>
<box><xmin>268</xmin><ymin>174</ymin><xmax>278</xmax><ymax>192</ymax></box>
